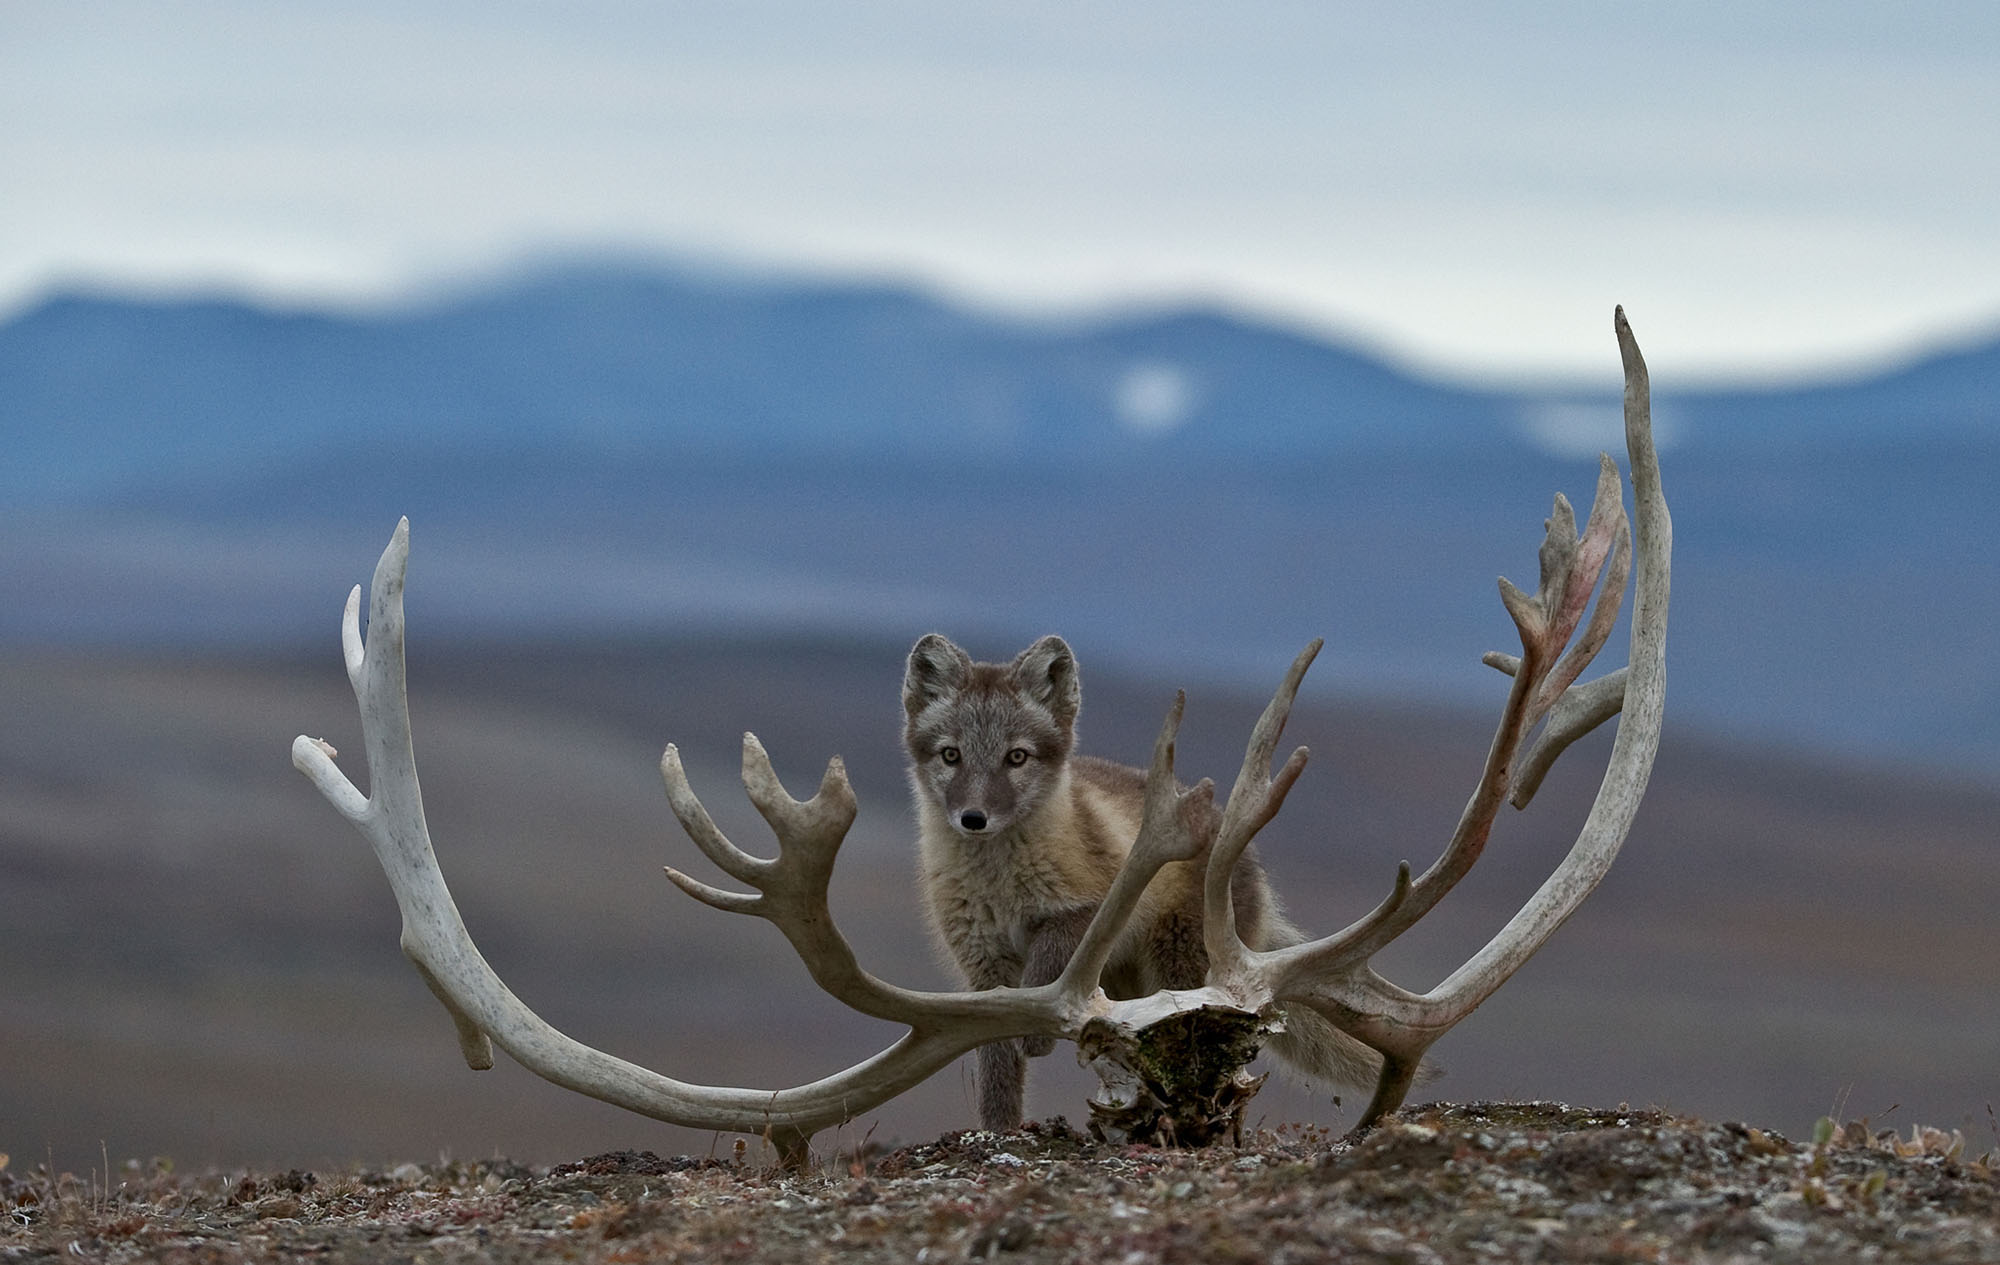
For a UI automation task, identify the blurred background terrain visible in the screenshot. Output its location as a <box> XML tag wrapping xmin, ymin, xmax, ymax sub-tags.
<box><xmin>2</xmin><ymin>3</ymin><xmax>1996</xmax><ymax>1172</ymax></box>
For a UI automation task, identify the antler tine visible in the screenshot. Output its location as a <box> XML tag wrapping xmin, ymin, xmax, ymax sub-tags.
<box><xmin>292</xmin><ymin>735</ymin><xmax>369</xmax><ymax>824</ymax></box>
<box><xmin>1510</xmin><ymin>667</ymin><xmax>1628</xmax><ymax>808</ymax></box>
<box><xmin>1496</xmin><ymin>576</ymin><xmax>1542</xmax><ymax>644</ymax></box>
<box><xmin>1498</xmin><ymin>452</ymin><xmax>1619</xmax><ymax>678</ymax></box>
<box><xmin>1529</xmin><ymin>459</ymin><xmax>1631</xmax><ymax>725</ymax></box>
<box><xmin>1535</xmin><ymin>491</ymin><xmax>1580</xmax><ymax>634</ymax></box>
<box><xmin>660</xmin><ymin>736</ymin><xmax>862</xmax><ymax>923</ymax></box>
<box><xmin>1133</xmin><ymin>692</ymin><xmax>1205</xmax><ymax>868</ymax></box>
<box><xmin>299</xmin><ymin>518</ymin><xmax>496</xmax><ymax>1070</ymax></box>
<box><xmin>1479</xmin><ymin>463</ymin><xmax>1633</xmax><ymax>808</ymax></box>
<box><xmin>663</xmin><ymin>733</ymin><xmax>902</xmax><ymax>1013</ymax></box>
<box><xmin>1059</xmin><ymin>692</ymin><xmax>1216</xmax><ymax>997</ymax></box>
<box><xmin>1549</xmin><ymin>459</ymin><xmax>1619</xmax><ymax>642</ymax></box>
<box><xmin>340</xmin><ymin>584</ymin><xmax>365</xmax><ymax>689</ymax></box>
<box><xmin>1330</xmin><ymin>860</ymin><xmax>1413</xmax><ymax>952</ymax></box>
<box><xmin>661</xmin><ymin>864</ymin><xmax>763</xmax><ymax>916</ymax></box>
<box><xmin>659</xmin><ymin>743</ymin><xmax>771</xmax><ymax>887</ymax></box>
<box><xmin>1216</xmin><ymin>640</ymin><xmax>1318</xmax><ymax>857</ymax></box>
<box><xmin>740</xmin><ymin>732</ymin><xmax>859</xmax><ymax>856</ymax></box>
<box><xmin>1201</xmin><ymin>641</ymin><xmax>1317</xmax><ymax>974</ymax></box>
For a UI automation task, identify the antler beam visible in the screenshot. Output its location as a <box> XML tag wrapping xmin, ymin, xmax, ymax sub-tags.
<box><xmin>292</xmin><ymin>545</ymin><xmax>1229</xmax><ymax>1160</ymax></box>
<box><xmin>1188</xmin><ymin>305</ymin><xmax>1670</xmax><ymax>1130</ymax></box>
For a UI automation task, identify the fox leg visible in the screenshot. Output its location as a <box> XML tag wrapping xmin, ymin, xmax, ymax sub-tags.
<box><xmin>976</xmin><ymin>1041</ymin><xmax>1026</xmax><ymax>1130</ymax></box>
<box><xmin>962</xmin><ymin>949</ymin><xmax>1028</xmax><ymax>1130</ymax></box>
<box><xmin>1018</xmin><ymin>906</ymin><xmax>1096</xmax><ymax>1057</ymax></box>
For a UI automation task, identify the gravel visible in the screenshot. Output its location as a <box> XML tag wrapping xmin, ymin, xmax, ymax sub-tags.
<box><xmin>5</xmin><ymin>1102</ymin><xmax>1996</xmax><ymax>1263</ymax></box>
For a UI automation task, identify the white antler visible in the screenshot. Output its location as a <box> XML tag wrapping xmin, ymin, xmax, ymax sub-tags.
<box><xmin>292</xmin><ymin>557</ymin><xmax>1222</xmax><ymax>1159</ymax></box>
<box><xmin>1197</xmin><ymin>305</ymin><xmax>1670</xmax><ymax>1128</ymax></box>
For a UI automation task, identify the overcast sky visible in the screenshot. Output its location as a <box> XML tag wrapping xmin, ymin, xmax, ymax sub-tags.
<box><xmin>5</xmin><ymin>2</ymin><xmax>1999</xmax><ymax>382</ymax></box>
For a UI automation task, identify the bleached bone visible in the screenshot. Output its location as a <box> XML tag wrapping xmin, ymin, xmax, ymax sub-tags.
<box><xmin>293</xmin><ymin>582</ymin><xmax>1224</xmax><ymax>1161</ymax></box>
<box><xmin>1197</xmin><ymin>305</ymin><xmax>1668</xmax><ymax>1126</ymax></box>
<box><xmin>292</xmin><ymin>306</ymin><xmax>1669</xmax><ymax>1154</ymax></box>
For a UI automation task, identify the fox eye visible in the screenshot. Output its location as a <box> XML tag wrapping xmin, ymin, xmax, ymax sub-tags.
<box><xmin>1006</xmin><ymin>747</ymin><xmax>1030</xmax><ymax>766</ymax></box>
<box><xmin>939</xmin><ymin>746</ymin><xmax>960</xmax><ymax>765</ymax></box>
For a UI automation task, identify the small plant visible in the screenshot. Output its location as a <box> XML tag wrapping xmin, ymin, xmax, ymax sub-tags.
<box><xmin>1802</xmin><ymin>1110</ymin><xmax>1996</xmax><ymax>1210</ymax></box>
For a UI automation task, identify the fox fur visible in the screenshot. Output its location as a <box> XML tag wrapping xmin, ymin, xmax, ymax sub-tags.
<box><xmin>903</xmin><ymin>632</ymin><xmax>1383</xmax><ymax>1130</ymax></box>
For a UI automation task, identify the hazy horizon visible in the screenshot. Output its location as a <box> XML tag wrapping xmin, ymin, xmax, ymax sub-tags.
<box><xmin>8</xmin><ymin>3</ymin><xmax>2000</xmax><ymax>382</ymax></box>
<box><xmin>13</xmin><ymin>249</ymin><xmax>2000</xmax><ymax>397</ymax></box>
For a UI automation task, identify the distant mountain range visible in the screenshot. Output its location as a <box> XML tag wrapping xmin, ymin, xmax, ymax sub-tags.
<box><xmin>0</xmin><ymin>264</ymin><xmax>1504</xmax><ymax>506</ymax></box>
<box><xmin>5</xmin><ymin>262</ymin><xmax>1998</xmax><ymax>507</ymax></box>
<box><xmin>2</xmin><ymin>262</ymin><xmax>1996</xmax><ymax>776</ymax></box>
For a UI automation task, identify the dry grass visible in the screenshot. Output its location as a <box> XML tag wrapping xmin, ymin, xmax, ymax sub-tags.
<box><xmin>4</xmin><ymin>1105</ymin><xmax>1997</xmax><ymax>1264</ymax></box>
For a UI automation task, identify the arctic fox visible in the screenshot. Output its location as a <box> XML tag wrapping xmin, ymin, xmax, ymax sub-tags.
<box><xmin>903</xmin><ymin>633</ymin><xmax>1382</xmax><ymax>1130</ymax></box>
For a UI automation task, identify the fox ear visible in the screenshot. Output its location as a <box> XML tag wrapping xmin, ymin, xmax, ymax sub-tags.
<box><xmin>1012</xmin><ymin>635</ymin><xmax>1079</xmax><ymax>728</ymax></box>
<box><xmin>904</xmin><ymin>634</ymin><xmax>972</xmax><ymax>719</ymax></box>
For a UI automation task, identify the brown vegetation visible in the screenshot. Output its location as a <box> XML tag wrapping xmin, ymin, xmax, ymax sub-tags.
<box><xmin>5</xmin><ymin>1104</ymin><xmax>1997</xmax><ymax>1263</ymax></box>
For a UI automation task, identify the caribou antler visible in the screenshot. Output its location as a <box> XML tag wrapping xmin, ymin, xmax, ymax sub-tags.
<box><xmin>293</xmin><ymin>306</ymin><xmax>1669</xmax><ymax>1155</ymax></box>
<box><xmin>292</xmin><ymin>561</ymin><xmax>1222</xmax><ymax>1161</ymax></box>
<box><xmin>1197</xmin><ymin>305</ymin><xmax>1669</xmax><ymax>1128</ymax></box>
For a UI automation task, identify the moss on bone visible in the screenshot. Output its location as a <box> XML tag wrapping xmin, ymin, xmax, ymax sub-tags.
<box><xmin>1079</xmin><ymin>1003</ymin><xmax>1275</xmax><ymax>1146</ymax></box>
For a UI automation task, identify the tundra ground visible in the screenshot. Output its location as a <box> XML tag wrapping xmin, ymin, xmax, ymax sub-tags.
<box><xmin>6</xmin><ymin>1104</ymin><xmax>1998</xmax><ymax>1264</ymax></box>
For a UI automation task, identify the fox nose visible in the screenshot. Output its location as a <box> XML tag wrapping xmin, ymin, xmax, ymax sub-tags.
<box><xmin>958</xmin><ymin>809</ymin><xmax>988</xmax><ymax>833</ymax></box>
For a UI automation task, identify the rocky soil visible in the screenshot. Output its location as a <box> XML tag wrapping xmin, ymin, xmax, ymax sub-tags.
<box><xmin>5</xmin><ymin>1103</ymin><xmax>1997</xmax><ymax>1264</ymax></box>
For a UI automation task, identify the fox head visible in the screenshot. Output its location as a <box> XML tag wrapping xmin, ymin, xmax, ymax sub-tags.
<box><xmin>903</xmin><ymin>633</ymin><xmax>1080</xmax><ymax>839</ymax></box>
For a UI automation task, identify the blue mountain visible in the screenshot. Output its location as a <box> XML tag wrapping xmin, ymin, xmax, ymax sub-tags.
<box><xmin>0</xmin><ymin>264</ymin><xmax>1520</xmax><ymax>506</ymax></box>
<box><xmin>1671</xmin><ymin>335</ymin><xmax>2000</xmax><ymax>450</ymax></box>
<box><xmin>9</xmin><ymin>261</ymin><xmax>1999</xmax><ymax>507</ymax></box>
